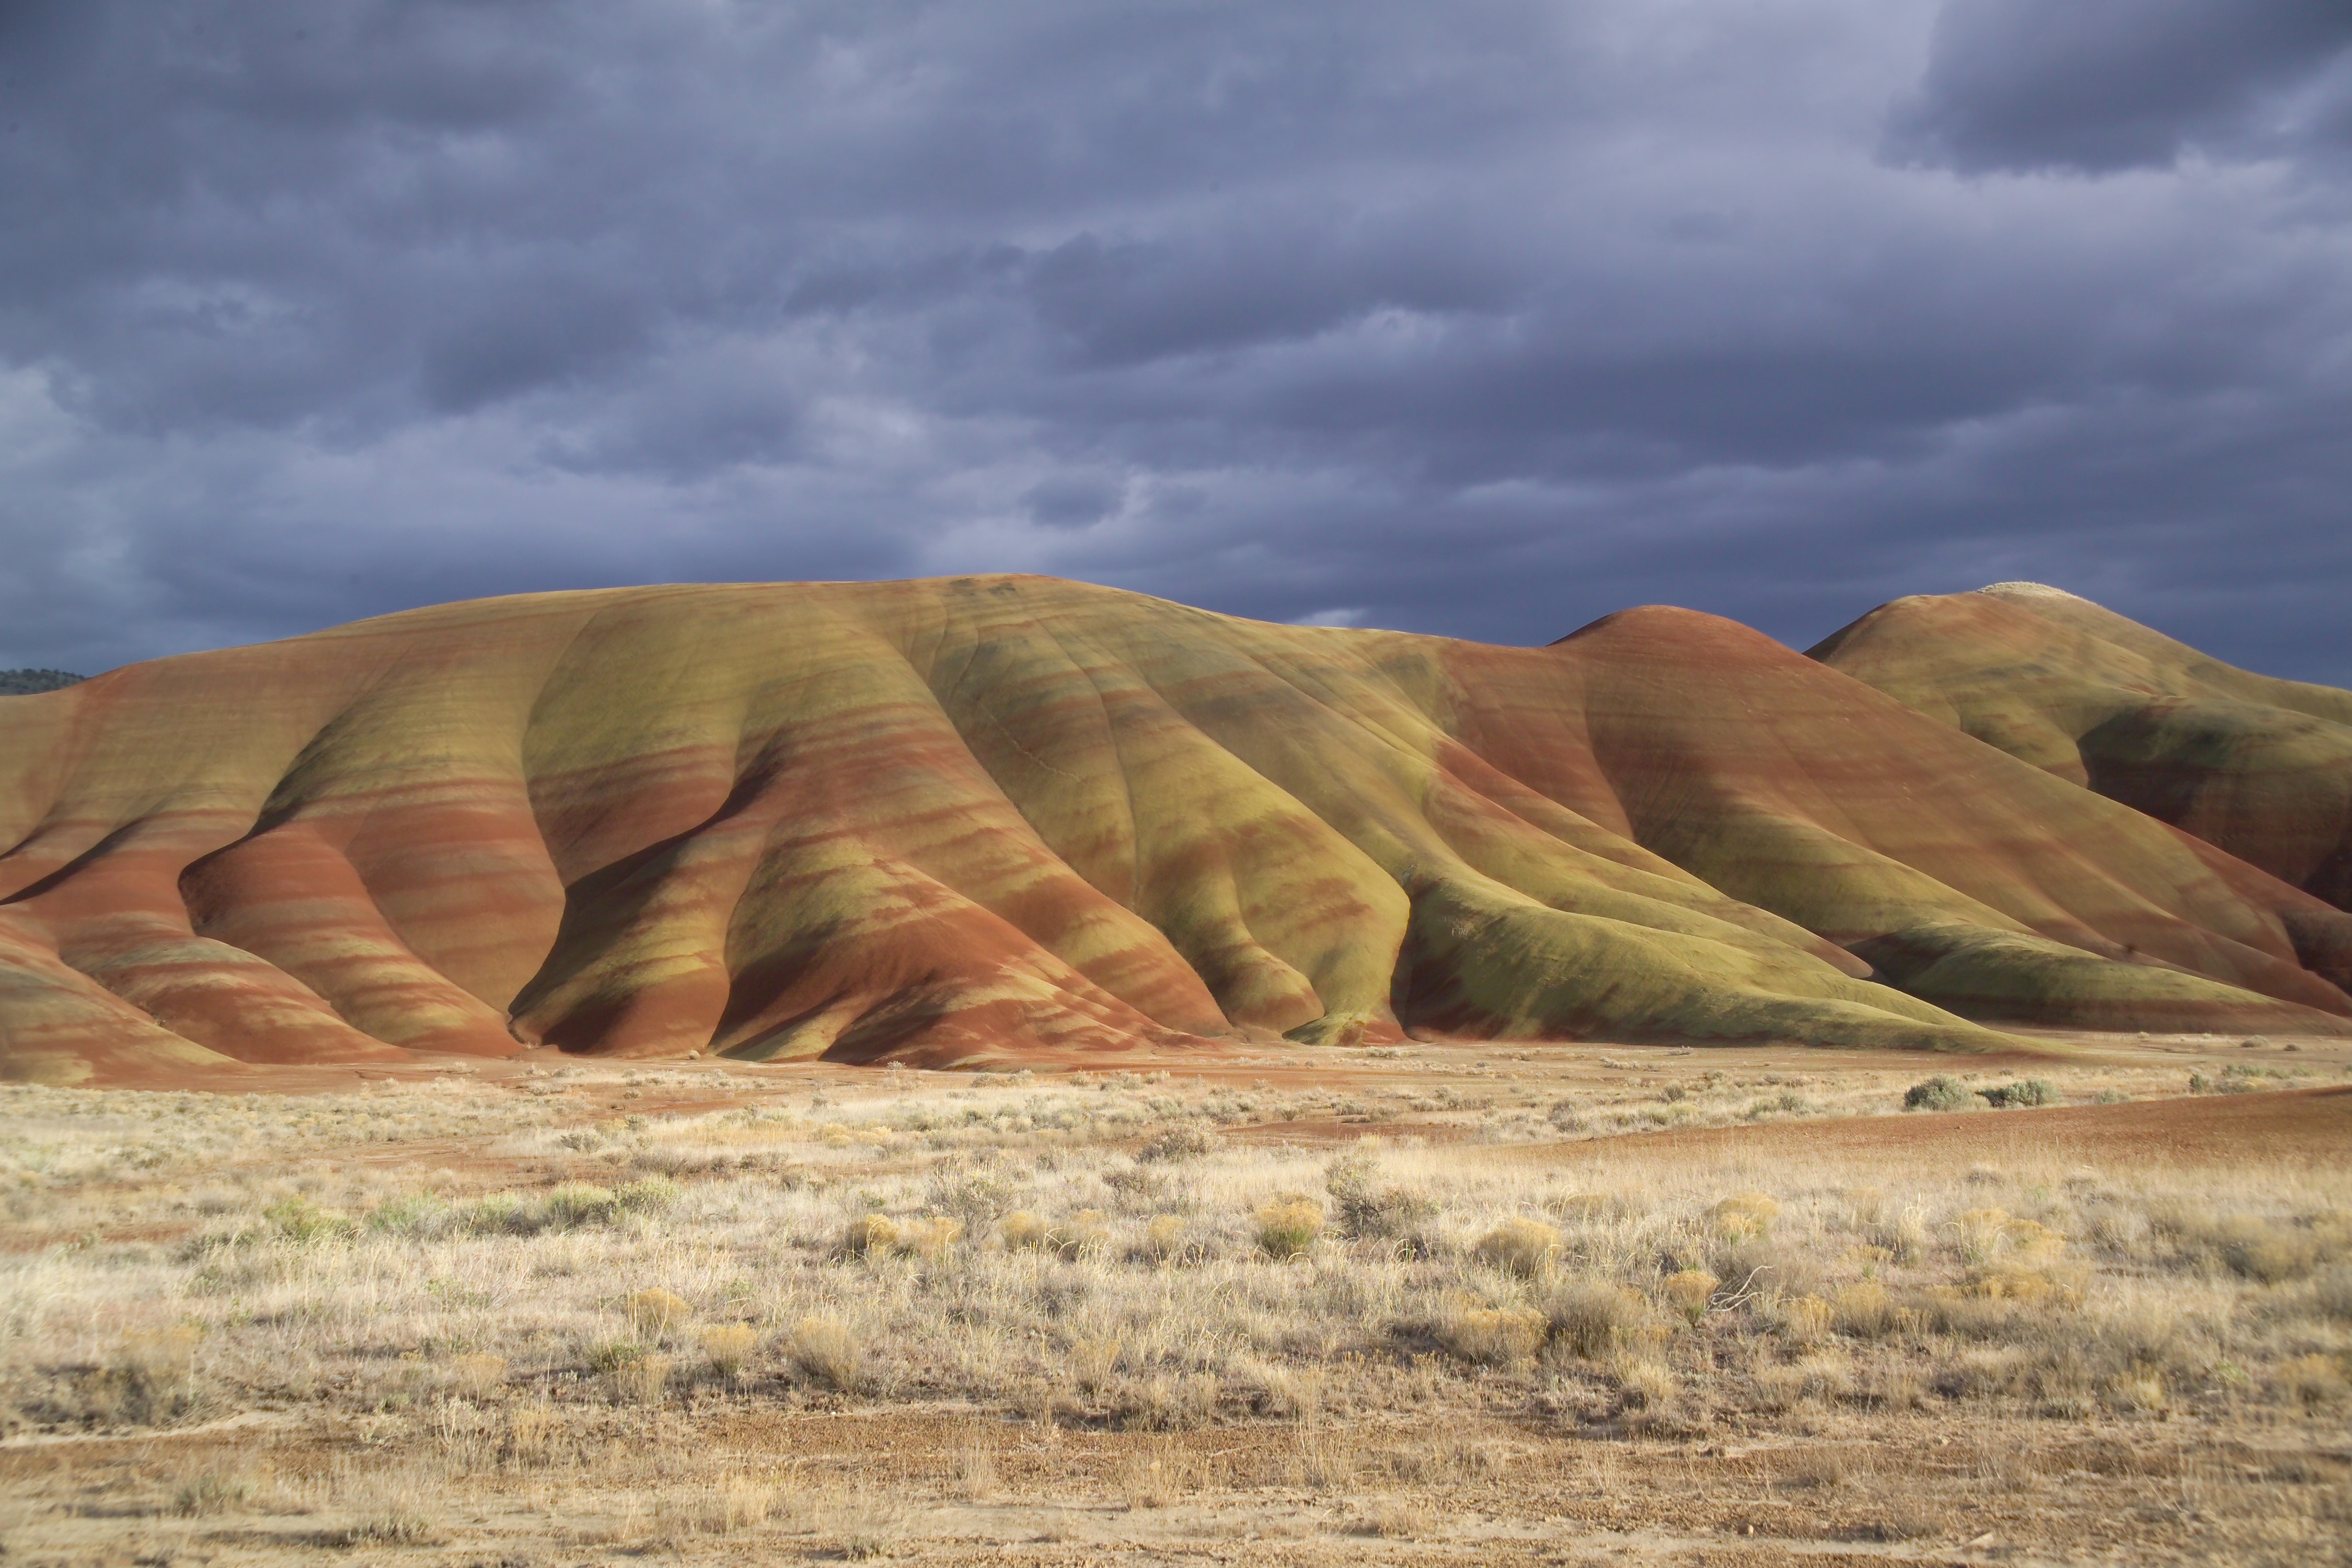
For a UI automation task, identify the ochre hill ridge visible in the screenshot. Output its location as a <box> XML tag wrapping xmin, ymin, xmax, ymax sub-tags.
<box><xmin>1813</xmin><ymin>583</ymin><xmax>2352</xmax><ymax>912</ymax></box>
<box><xmin>3</xmin><ymin>575</ymin><xmax>2348</xmax><ymax>1085</ymax></box>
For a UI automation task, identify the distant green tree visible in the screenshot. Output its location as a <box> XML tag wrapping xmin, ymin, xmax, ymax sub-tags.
<box><xmin>0</xmin><ymin>668</ymin><xmax>84</xmax><ymax>696</ymax></box>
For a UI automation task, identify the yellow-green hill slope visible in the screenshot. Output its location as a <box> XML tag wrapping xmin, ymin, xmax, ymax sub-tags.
<box><xmin>4</xmin><ymin>577</ymin><xmax>2348</xmax><ymax>1083</ymax></box>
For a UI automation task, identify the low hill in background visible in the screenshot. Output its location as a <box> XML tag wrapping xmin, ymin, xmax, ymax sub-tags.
<box><xmin>2</xmin><ymin>576</ymin><xmax>2347</xmax><ymax>1085</ymax></box>
<box><xmin>0</xmin><ymin>669</ymin><xmax>84</xmax><ymax>696</ymax></box>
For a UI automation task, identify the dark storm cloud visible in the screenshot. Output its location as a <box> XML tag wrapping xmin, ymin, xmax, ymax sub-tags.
<box><xmin>1891</xmin><ymin>0</ymin><xmax>2352</xmax><ymax>172</ymax></box>
<box><xmin>1</xmin><ymin>0</ymin><xmax>2347</xmax><ymax>686</ymax></box>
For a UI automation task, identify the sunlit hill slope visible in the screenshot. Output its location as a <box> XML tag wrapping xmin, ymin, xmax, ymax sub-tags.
<box><xmin>3</xmin><ymin>576</ymin><xmax>2348</xmax><ymax>1084</ymax></box>
<box><xmin>1814</xmin><ymin>582</ymin><xmax>2352</xmax><ymax>912</ymax></box>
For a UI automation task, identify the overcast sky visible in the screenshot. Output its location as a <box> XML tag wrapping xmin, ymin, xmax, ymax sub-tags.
<box><xmin>3</xmin><ymin>0</ymin><xmax>2347</xmax><ymax>684</ymax></box>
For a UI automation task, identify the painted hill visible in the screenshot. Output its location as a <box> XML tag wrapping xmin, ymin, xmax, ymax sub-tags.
<box><xmin>1813</xmin><ymin>584</ymin><xmax>2352</xmax><ymax>912</ymax></box>
<box><xmin>4</xmin><ymin>576</ymin><xmax>2348</xmax><ymax>1085</ymax></box>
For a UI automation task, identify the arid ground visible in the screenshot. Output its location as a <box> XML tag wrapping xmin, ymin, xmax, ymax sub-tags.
<box><xmin>5</xmin><ymin>1033</ymin><xmax>2348</xmax><ymax>1566</ymax></box>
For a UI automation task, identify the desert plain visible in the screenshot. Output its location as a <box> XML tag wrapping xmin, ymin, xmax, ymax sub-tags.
<box><xmin>4</xmin><ymin>1028</ymin><xmax>2348</xmax><ymax>1566</ymax></box>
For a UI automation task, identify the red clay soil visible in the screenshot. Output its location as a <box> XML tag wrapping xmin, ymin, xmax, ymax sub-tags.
<box><xmin>1524</xmin><ymin>1086</ymin><xmax>2352</xmax><ymax>1169</ymax></box>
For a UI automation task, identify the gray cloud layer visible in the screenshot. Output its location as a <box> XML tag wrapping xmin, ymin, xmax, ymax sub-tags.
<box><xmin>2</xmin><ymin>0</ymin><xmax>2347</xmax><ymax>681</ymax></box>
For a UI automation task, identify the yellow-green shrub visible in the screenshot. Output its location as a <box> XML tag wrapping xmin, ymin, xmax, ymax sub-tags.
<box><xmin>1661</xmin><ymin>1269</ymin><xmax>1719</xmax><ymax>1324</ymax></box>
<box><xmin>1255</xmin><ymin>1196</ymin><xmax>1324</xmax><ymax>1260</ymax></box>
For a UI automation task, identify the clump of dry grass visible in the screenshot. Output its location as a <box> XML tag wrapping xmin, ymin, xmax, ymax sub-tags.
<box><xmin>1340</xmin><ymin>1498</ymin><xmax>1439</xmax><ymax>1537</ymax></box>
<box><xmin>608</xmin><ymin>1351</ymin><xmax>673</xmax><ymax>1404</ymax></box>
<box><xmin>1138</xmin><ymin>1213</ymin><xmax>1191</xmax><ymax>1262</ymax></box>
<box><xmin>626</xmin><ymin>1287</ymin><xmax>693</xmax><ymax>1339</ymax></box>
<box><xmin>172</xmin><ymin>1469</ymin><xmax>250</xmax><ymax>1516</ymax></box>
<box><xmin>786</xmin><ymin>1315</ymin><xmax>864</xmax><ymax>1392</ymax></box>
<box><xmin>1770</xmin><ymin>1293</ymin><xmax>1834</xmax><ymax>1344</ymax></box>
<box><xmin>1472</xmin><ymin>1216</ymin><xmax>1563</xmax><ymax>1277</ymax></box>
<box><xmin>898</xmin><ymin>1215</ymin><xmax>963</xmax><ymax>1258</ymax></box>
<box><xmin>498</xmin><ymin>1397</ymin><xmax>562</xmax><ymax>1468</ymax></box>
<box><xmin>1612</xmin><ymin>1357</ymin><xmax>1677</xmax><ymax>1409</ymax></box>
<box><xmin>2277</xmin><ymin>1354</ymin><xmax>2349</xmax><ymax>1411</ymax></box>
<box><xmin>1436</xmin><ymin>1299</ymin><xmax>1548</xmax><ymax>1366</ymax></box>
<box><xmin>1544</xmin><ymin>1279</ymin><xmax>1649</xmax><ymax>1360</ymax></box>
<box><xmin>1832</xmin><ymin>1281</ymin><xmax>1899</xmax><ymax>1338</ymax></box>
<box><xmin>1660</xmin><ymin>1268</ymin><xmax>1720</xmax><ymax>1324</ymax></box>
<box><xmin>692</xmin><ymin>1473</ymin><xmax>777</xmax><ymax>1534</ymax></box>
<box><xmin>998</xmin><ymin>1207</ymin><xmax>1110</xmax><ymax>1259</ymax></box>
<box><xmin>1710</xmin><ymin>1191</ymin><xmax>1780</xmax><ymax>1242</ymax></box>
<box><xmin>997</xmin><ymin>1209</ymin><xmax>1051</xmax><ymax>1250</ymax></box>
<box><xmin>955</xmin><ymin>1440</ymin><xmax>1001</xmax><ymax>1503</ymax></box>
<box><xmin>1254</xmin><ymin>1194</ymin><xmax>1323</xmax><ymax>1259</ymax></box>
<box><xmin>839</xmin><ymin>1212</ymin><xmax>900</xmax><ymax>1256</ymax></box>
<box><xmin>25</xmin><ymin>1326</ymin><xmax>212</xmax><ymax>1430</ymax></box>
<box><xmin>822</xmin><ymin>1488</ymin><xmax>905</xmax><ymax>1560</ymax></box>
<box><xmin>1286</xmin><ymin>1426</ymin><xmax>1358</xmax><ymax>1488</ymax></box>
<box><xmin>2148</xmin><ymin>1202</ymin><xmax>2348</xmax><ymax>1283</ymax></box>
<box><xmin>700</xmin><ymin>1323</ymin><xmax>759</xmax><ymax>1380</ymax></box>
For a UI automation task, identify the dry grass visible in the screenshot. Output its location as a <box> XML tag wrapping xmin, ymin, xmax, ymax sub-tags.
<box><xmin>0</xmin><ymin>1041</ymin><xmax>2345</xmax><ymax>1563</ymax></box>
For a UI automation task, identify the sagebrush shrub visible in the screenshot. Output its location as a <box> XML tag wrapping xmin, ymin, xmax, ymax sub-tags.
<box><xmin>1903</xmin><ymin>1076</ymin><xmax>1971</xmax><ymax>1112</ymax></box>
<box><xmin>543</xmin><ymin>1182</ymin><xmax>618</xmax><ymax>1228</ymax></box>
<box><xmin>1138</xmin><ymin>1125</ymin><xmax>1211</xmax><ymax>1162</ymax></box>
<box><xmin>263</xmin><ymin>1194</ymin><xmax>351</xmax><ymax>1242</ymax></box>
<box><xmin>925</xmin><ymin>1158</ymin><xmax>1016</xmax><ymax>1228</ymax></box>
<box><xmin>1324</xmin><ymin>1154</ymin><xmax>1436</xmax><ymax>1240</ymax></box>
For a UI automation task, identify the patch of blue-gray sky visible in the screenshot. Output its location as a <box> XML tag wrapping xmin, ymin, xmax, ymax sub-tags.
<box><xmin>0</xmin><ymin>0</ymin><xmax>2346</xmax><ymax>679</ymax></box>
